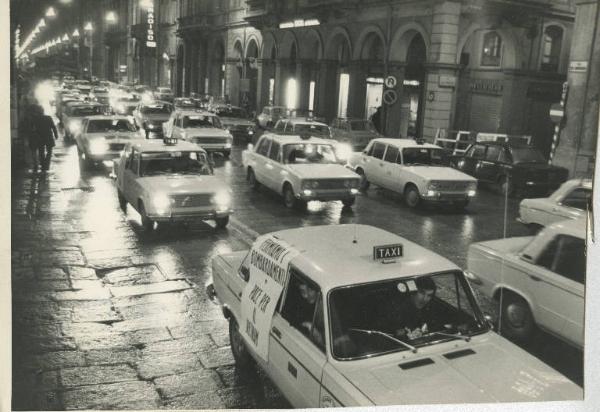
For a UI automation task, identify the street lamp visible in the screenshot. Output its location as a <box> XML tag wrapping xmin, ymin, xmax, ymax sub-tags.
<box><xmin>84</xmin><ymin>22</ymin><xmax>94</xmax><ymax>79</ymax></box>
<box><xmin>72</xmin><ymin>28</ymin><xmax>80</xmax><ymax>38</ymax></box>
<box><xmin>105</xmin><ymin>11</ymin><xmax>117</xmax><ymax>24</ymax></box>
<box><xmin>46</xmin><ymin>7</ymin><xmax>56</xmax><ymax>18</ymax></box>
<box><xmin>140</xmin><ymin>0</ymin><xmax>153</xmax><ymax>9</ymax></box>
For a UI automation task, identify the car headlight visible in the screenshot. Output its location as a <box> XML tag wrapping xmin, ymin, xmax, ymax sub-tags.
<box><xmin>88</xmin><ymin>139</ymin><xmax>108</xmax><ymax>154</ymax></box>
<box><xmin>468</xmin><ymin>181</ymin><xmax>478</xmax><ymax>191</ymax></box>
<box><xmin>336</xmin><ymin>143</ymin><xmax>353</xmax><ymax>161</ymax></box>
<box><xmin>68</xmin><ymin>120</ymin><xmax>82</xmax><ymax>134</ymax></box>
<box><xmin>302</xmin><ymin>180</ymin><xmax>319</xmax><ymax>189</ymax></box>
<box><xmin>152</xmin><ymin>193</ymin><xmax>172</xmax><ymax>212</ymax></box>
<box><xmin>213</xmin><ymin>191</ymin><xmax>231</xmax><ymax>209</ymax></box>
<box><xmin>147</xmin><ymin>123</ymin><xmax>157</xmax><ymax>129</ymax></box>
<box><xmin>428</xmin><ymin>181</ymin><xmax>441</xmax><ymax>191</ymax></box>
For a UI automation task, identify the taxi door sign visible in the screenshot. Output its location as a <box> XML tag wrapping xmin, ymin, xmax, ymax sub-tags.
<box><xmin>241</xmin><ymin>235</ymin><xmax>300</xmax><ymax>361</ymax></box>
<box><xmin>373</xmin><ymin>244</ymin><xmax>403</xmax><ymax>261</ymax></box>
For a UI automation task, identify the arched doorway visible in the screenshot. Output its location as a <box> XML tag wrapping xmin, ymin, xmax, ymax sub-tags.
<box><xmin>358</xmin><ymin>31</ymin><xmax>386</xmax><ymax>120</ymax></box>
<box><xmin>209</xmin><ymin>41</ymin><xmax>225</xmax><ymax>99</ymax></box>
<box><xmin>244</xmin><ymin>38</ymin><xmax>259</xmax><ymax>113</ymax></box>
<box><xmin>404</xmin><ymin>34</ymin><xmax>427</xmax><ymax>138</ymax></box>
<box><xmin>176</xmin><ymin>44</ymin><xmax>184</xmax><ymax>96</ymax></box>
<box><xmin>323</xmin><ymin>29</ymin><xmax>352</xmax><ymax>120</ymax></box>
<box><xmin>259</xmin><ymin>33</ymin><xmax>278</xmax><ymax>108</ymax></box>
<box><xmin>278</xmin><ymin>32</ymin><xmax>299</xmax><ymax>109</ymax></box>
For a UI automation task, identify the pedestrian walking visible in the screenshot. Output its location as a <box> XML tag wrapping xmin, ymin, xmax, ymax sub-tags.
<box><xmin>371</xmin><ymin>106</ymin><xmax>382</xmax><ymax>134</ymax></box>
<box><xmin>30</xmin><ymin>105</ymin><xmax>59</xmax><ymax>172</ymax></box>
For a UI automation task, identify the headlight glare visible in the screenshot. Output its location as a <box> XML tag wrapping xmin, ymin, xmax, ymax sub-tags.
<box><xmin>213</xmin><ymin>191</ymin><xmax>231</xmax><ymax>207</ymax></box>
<box><xmin>88</xmin><ymin>139</ymin><xmax>108</xmax><ymax>154</ymax></box>
<box><xmin>336</xmin><ymin>143</ymin><xmax>353</xmax><ymax>161</ymax></box>
<box><xmin>152</xmin><ymin>194</ymin><xmax>172</xmax><ymax>211</ymax></box>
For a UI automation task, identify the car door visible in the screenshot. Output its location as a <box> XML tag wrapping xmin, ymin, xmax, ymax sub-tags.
<box><xmin>553</xmin><ymin>187</ymin><xmax>592</xmax><ymax>222</ymax></box>
<box><xmin>528</xmin><ymin>234</ymin><xmax>585</xmax><ymax>347</ymax></box>
<box><xmin>458</xmin><ymin>144</ymin><xmax>486</xmax><ymax>178</ymax></box>
<box><xmin>268</xmin><ymin>269</ymin><xmax>327</xmax><ymax>408</ymax></box>
<box><xmin>382</xmin><ymin>144</ymin><xmax>400</xmax><ymax>191</ymax></box>
<box><xmin>478</xmin><ymin>144</ymin><xmax>501</xmax><ymax>182</ymax></box>
<box><xmin>172</xmin><ymin>114</ymin><xmax>184</xmax><ymax>139</ymax></box>
<box><xmin>252</xmin><ymin>137</ymin><xmax>272</xmax><ymax>187</ymax></box>
<box><xmin>122</xmin><ymin>149</ymin><xmax>143</xmax><ymax>208</ymax></box>
<box><xmin>265</xmin><ymin>140</ymin><xmax>283</xmax><ymax>192</ymax></box>
<box><xmin>363</xmin><ymin>142</ymin><xmax>387</xmax><ymax>187</ymax></box>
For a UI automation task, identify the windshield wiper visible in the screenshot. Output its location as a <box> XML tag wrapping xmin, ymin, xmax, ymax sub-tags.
<box><xmin>428</xmin><ymin>331</ymin><xmax>471</xmax><ymax>342</ymax></box>
<box><xmin>349</xmin><ymin>328</ymin><xmax>417</xmax><ymax>353</ymax></box>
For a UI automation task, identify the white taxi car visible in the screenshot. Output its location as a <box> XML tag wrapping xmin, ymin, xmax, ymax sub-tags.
<box><xmin>518</xmin><ymin>178</ymin><xmax>592</xmax><ymax>229</ymax></box>
<box><xmin>114</xmin><ymin>138</ymin><xmax>232</xmax><ymax>230</ymax></box>
<box><xmin>242</xmin><ymin>134</ymin><xmax>360</xmax><ymax>209</ymax></box>
<box><xmin>208</xmin><ymin>224</ymin><xmax>582</xmax><ymax>407</ymax></box>
<box><xmin>163</xmin><ymin>109</ymin><xmax>233</xmax><ymax>157</ymax></box>
<box><xmin>257</xmin><ymin>105</ymin><xmax>287</xmax><ymax>129</ymax></box>
<box><xmin>466</xmin><ymin>218</ymin><xmax>586</xmax><ymax>348</ymax></box>
<box><xmin>76</xmin><ymin>115</ymin><xmax>144</xmax><ymax>169</ymax></box>
<box><xmin>348</xmin><ymin>138</ymin><xmax>477</xmax><ymax>209</ymax></box>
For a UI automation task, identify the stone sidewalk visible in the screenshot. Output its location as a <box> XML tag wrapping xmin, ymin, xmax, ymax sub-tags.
<box><xmin>11</xmin><ymin>145</ymin><xmax>288</xmax><ymax>410</ymax></box>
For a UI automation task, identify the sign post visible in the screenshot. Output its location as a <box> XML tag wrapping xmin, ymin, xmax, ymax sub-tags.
<box><xmin>548</xmin><ymin>81</ymin><xmax>568</xmax><ymax>165</ymax></box>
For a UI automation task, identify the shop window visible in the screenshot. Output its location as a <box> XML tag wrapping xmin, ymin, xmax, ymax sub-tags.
<box><xmin>541</xmin><ymin>26</ymin><xmax>563</xmax><ymax>72</ymax></box>
<box><xmin>481</xmin><ymin>32</ymin><xmax>502</xmax><ymax>67</ymax></box>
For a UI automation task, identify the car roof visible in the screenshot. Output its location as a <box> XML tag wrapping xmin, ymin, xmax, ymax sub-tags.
<box><xmin>129</xmin><ymin>139</ymin><xmax>207</xmax><ymax>153</ymax></box>
<box><xmin>140</xmin><ymin>100</ymin><xmax>172</xmax><ymax>107</ymax></box>
<box><xmin>270</xmin><ymin>225</ymin><xmax>458</xmax><ymax>290</ymax></box>
<box><xmin>261</xmin><ymin>133</ymin><xmax>335</xmax><ymax>145</ymax></box>
<box><xmin>371</xmin><ymin>138</ymin><xmax>442</xmax><ymax>150</ymax></box>
<box><xmin>85</xmin><ymin>115</ymin><xmax>132</xmax><ymax>121</ymax></box>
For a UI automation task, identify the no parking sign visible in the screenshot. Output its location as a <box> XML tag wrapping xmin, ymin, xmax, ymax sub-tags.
<box><xmin>383</xmin><ymin>89</ymin><xmax>398</xmax><ymax>106</ymax></box>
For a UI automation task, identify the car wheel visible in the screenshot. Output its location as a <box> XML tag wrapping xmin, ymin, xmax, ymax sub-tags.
<box><xmin>342</xmin><ymin>197</ymin><xmax>355</xmax><ymax>208</ymax></box>
<box><xmin>229</xmin><ymin>317</ymin><xmax>254</xmax><ymax>372</ymax></box>
<box><xmin>283</xmin><ymin>185</ymin><xmax>297</xmax><ymax>209</ymax></box>
<box><xmin>117</xmin><ymin>190</ymin><xmax>127</xmax><ymax>212</ymax></box>
<box><xmin>138</xmin><ymin>202</ymin><xmax>154</xmax><ymax>231</ymax></box>
<box><xmin>500</xmin><ymin>293</ymin><xmax>535</xmax><ymax>342</ymax></box>
<box><xmin>247</xmin><ymin>169</ymin><xmax>260</xmax><ymax>190</ymax></box>
<box><xmin>404</xmin><ymin>185</ymin><xmax>421</xmax><ymax>208</ymax></box>
<box><xmin>215</xmin><ymin>216</ymin><xmax>229</xmax><ymax>229</ymax></box>
<box><xmin>357</xmin><ymin>168</ymin><xmax>370</xmax><ymax>192</ymax></box>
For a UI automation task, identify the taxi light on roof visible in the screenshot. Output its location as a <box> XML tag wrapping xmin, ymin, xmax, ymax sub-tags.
<box><xmin>163</xmin><ymin>137</ymin><xmax>178</xmax><ymax>146</ymax></box>
<box><xmin>373</xmin><ymin>244</ymin><xmax>403</xmax><ymax>263</ymax></box>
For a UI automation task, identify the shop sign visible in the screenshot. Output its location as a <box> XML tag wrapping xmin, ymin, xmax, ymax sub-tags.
<box><xmin>470</xmin><ymin>79</ymin><xmax>503</xmax><ymax>95</ymax></box>
<box><xmin>146</xmin><ymin>2</ymin><xmax>156</xmax><ymax>48</ymax></box>
<box><xmin>438</xmin><ymin>75</ymin><xmax>456</xmax><ymax>88</ymax></box>
<box><xmin>569</xmin><ymin>61</ymin><xmax>588</xmax><ymax>73</ymax></box>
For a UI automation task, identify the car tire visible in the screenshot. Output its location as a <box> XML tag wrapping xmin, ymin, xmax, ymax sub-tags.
<box><xmin>247</xmin><ymin>169</ymin><xmax>260</xmax><ymax>190</ymax></box>
<box><xmin>342</xmin><ymin>197</ymin><xmax>355</xmax><ymax>208</ymax></box>
<box><xmin>499</xmin><ymin>292</ymin><xmax>535</xmax><ymax>342</ymax></box>
<box><xmin>138</xmin><ymin>202</ymin><xmax>154</xmax><ymax>231</ymax></box>
<box><xmin>117</xmin><ymin>190</ymin><xmax>127</xmax><ymax>212</ymax></box>
<box><xmin>357</xmin><ymin>168</ymin><xmax>370</xmax><ymax>192</ymax></box>
<box><xmin>229</xmin><ymin>317</ymin><xmax>254</xmax><ymax>372</ymax></box>
<box><xmin>283</xmin><ymin>185</ymin><xmax>298</xmax><ymax>209</ymax></box>
<box><xmin>215</xmin><ymin>216</ymin><xmax>229</xmax><ymax>229</ymax></box>
<box><xmin>404</xmin><ymin>185</ymin><xmax>421</xmax><ymax>208</ymax></box>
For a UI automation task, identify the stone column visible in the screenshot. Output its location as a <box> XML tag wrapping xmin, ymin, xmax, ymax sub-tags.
<box><xmin>347</xmin><ymin>61</ymin><xmax>367</xmax><ymax>118</ymax></box>
<box><xmin>316</xmin><ymin>59</ymin><xmax>339</xmax><ymax>122</ymax></box>
<box><xmin>296</xmin><ymin>59</ymin><xmax>313</xmax><ymax>110</ymax></box>
<box><xmin>225</xmin><ymin>58</ymin><xmax>241</xmax><ymax>106</ymax></box>
<box><xmin>553</xmin><ymin>0</ymin><xmax>600</xmax><ymax>177</ymax></box>
<box><xmin>274</xmin><ymin>59</ymin><xmax>285</xmax><ymax>106</ymax></box>
<box><xmin>384</xmin><ymin>62</ymin><xmax>406</xmax><ymax>137</ymax></box>
<box><xmin>421</xmin><ymin>0</ymin><xmax>461</xmax><ymax>142</ymax></box>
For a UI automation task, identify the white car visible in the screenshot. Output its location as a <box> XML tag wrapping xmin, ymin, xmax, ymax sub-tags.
<box><xmin>348</xmin><ymin>138</ymin><xmax>477</xmax><ymax>208</ymax></box>
<box><xmin>466</xmin><ymin>218</ymin><xmax>586</xmax><ymax>349</ymax></box>
<box><xmin>242</xmin><ymin>133</ymin><xmax>360</xmax><ymax>209</ymax></box>
<box><xmin>518</xmin><ymin>178</ymin><xmax>592</xmax><ymax>228</ymax></box>
<box><xmin>208</xmin><ymin>224</ymin><xmax>582</xmax><ymax>407</ymax></box>
<box><xmin>61</xmin><ymin>102</ymin><xmax>106</xmax><ymax>141</ymax></box>
<box><xmin>114</xmin><ymin>139</ymin><xmax>232</xmax><ymax>230</ymax></box>
<box><xmin>256</xmin><ymin>105</ymin><xmax>287</xmax><ymax>129</ymax></box>
<box><xmin>75</xmin><ymin>115</ymin><xmax>144</xmax><ymax>169</ymax></box>
<box><xmin>163</xmin><ymin>109</ymin><xmax>233</xmax><ymax>157</ymax></box>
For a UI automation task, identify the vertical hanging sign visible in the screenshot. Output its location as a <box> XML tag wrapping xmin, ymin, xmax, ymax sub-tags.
<box><xmin>146</xmin><ymin>1</ymin><xmax>157</xmax><ymax>48</ymax></box>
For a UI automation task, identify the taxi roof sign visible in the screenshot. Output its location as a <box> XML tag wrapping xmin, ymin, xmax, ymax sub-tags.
<box><xmin>373</xmin><ymin>244</ymin><xmax>403</xmax><ymax>262</ymax></box>
<box><xmin>163</xmin><ymin>137</ymin><xmax>178</xmax><ymax>146</ymax></box>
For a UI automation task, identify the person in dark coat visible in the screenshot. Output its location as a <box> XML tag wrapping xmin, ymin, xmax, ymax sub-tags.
<box><xmin>370</xmin><ymin>106</ymin><xmax>382</xmax><ymax>134</ymax></box>
<box><xmin>30</xmin><ymin>105</ymin><xmax>59</xmax><ymax>172</ymax></box>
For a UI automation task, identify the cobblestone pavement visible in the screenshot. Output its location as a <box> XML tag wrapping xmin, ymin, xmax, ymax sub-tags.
<box><xmin>11</xmin><ymin>143</ymin><xmax>289</xmax><ymax>410</ymax></box>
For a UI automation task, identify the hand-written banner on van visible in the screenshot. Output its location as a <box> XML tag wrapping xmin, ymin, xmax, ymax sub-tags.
<box><xmin>241</xmin><ymin>236</ymin><xmax>300</xmax><ymax>360</ymax></box>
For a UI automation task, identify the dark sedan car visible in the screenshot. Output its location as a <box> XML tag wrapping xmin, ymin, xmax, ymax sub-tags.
<box><xmin>449</xmin><ymin>141</ymin><xmax>568</xmax><ymax>196</ymax></box>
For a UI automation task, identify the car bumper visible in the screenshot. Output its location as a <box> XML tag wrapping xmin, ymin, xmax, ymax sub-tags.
<box><xmin>148</xmin><ymin>209</ymin><xmax>231</xmax><ymax>222</ymax></box>
<box><xmin>421</xmin><ymin>191</ymin><xmax>475</xmax><ymax>201</ymax></box>
<box><xmin>298</xmin><ymin>189</ymin><xmax>359</xmax><ymax>202</ymax></box>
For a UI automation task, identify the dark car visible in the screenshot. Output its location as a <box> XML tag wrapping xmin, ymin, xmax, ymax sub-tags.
<box><xmin>154</xmin><ymin>87</ymin><xmax>174</xmax><ymax>103</ymax></box>
<box><xmin>450</xmin><ymin>141</ymin><xmax>568</xmax><ymax>196</ymax></box>
<box><xmin>210</xmin><ymin>105</ymin><xmax>256</xmax><ymax>142</ymax></box>
<box><xmin>132</xmin><ymin>101</ymin><xmax>174</xmax><ymax>139</ymax></box>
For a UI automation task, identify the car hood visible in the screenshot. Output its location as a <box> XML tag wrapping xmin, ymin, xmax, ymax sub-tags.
<box><xmin>338</xmin><ymin>334</ymin><xmax>582</xmax><ymax>404</ymax></box>
<box><xmin>137</xmin><ymin>175</ymin><xmax>226</xmax><ymax>194</ymax></box>
<box><xmin>404</xmin><ymin>166</ymin><xmax>477</xmax><ymax>182</ymax></box>
<box><xmin>84</xmin><ymin>132</ymin><xmax>143</xmax><ymax>142</ymax></box>
<box><xmin>287</xmin><ymin>164</ymin><xmax>359</xmax><ymax>179</ymax></box>
<box><xmin>185</xmin><ymin>128</ymin><xmax>231</xmax><ymax>138</ymax></box>
<box><xmin>220</xmin><ymin>117</ymin><xmax>255</xmax><ymax>127</ymax></box>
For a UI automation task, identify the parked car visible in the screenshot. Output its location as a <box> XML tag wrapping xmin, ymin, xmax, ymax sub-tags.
<box><xmin>163</xmin><ymin>109</ymin><xmax>233</xmax><ymax>157</ymax></box>
<box><xmin>449</xmin><ymin>141</ymin><xmax>568</xmax><ymax>196</ymax></box>
<box><xmin>348</xmin><ymin>138</ymin><xmax>477</xmax><ymax>208</ymax></box>
<box><xmin>518</xmin><ymin>178</ymin><xmax>592</xmax><ymax>229</ymax></box>
<box><xmin>208</xmin><ymin>224</ymin><xmax>582</xmax><ymax>407</ymax></box>
<box><xmin>132</xmin><ymin>100</ymin><xmax>174</xmax><ymax>139</ymax></box>
<box><xmin>210</xmin><ymin>104</ymin><xmax>257</xmax><ymax>142</ymax></box>
<box><xmin>466</xmin><ymin>218</ymin><xmax>586</xmax><ymax>349</ymax></box>
<box><xmin>330</xmin><ymin>117</ymin><xmax>382</xmax><ymax>154</ymax></box>
<box><xmin>257</xmin><ymin>105</ymin><xmax>287</xmax><ymax>129</ymax></box>
<box><xmin>75</xmin><ymin>115</ymin><xmax>144</xmax><ymax>169</ymax></box>
<box><xmin>114</xmin><ymin>139</ymin><xmax>232</xmax><ymax>230</ymax></box>
<box><xmin>242</xmin><ymin>133</ymin><xmax>360</xmax><ymax>209</ymax></box>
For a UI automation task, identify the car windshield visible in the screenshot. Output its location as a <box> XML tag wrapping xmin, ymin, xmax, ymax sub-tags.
<box><xmin>87</xmin><ymin>119</ymin><xmax>137</xmax><ymax>133</ymax></box>
<box><xmin>350</xmin><ymin>120</ymin><xmax>376</xmax><ymax>132</ymax></box>
<box><xmin>71</xmin><ymin>106</ymin><xmax>104</xmax><ymax>117</ymax></box>
<box><xmin>140</xmin><ymin>151</ymin><xmax>212</xmax><ymax>176</ymax></box>
<box><xmin>182</xmin><ymin>115</ymin><xmax>222</xmax><ymax>129</ymax></box>
<box><xmin>402</xmin><ymin>147</ymin><xmax>445</xmax><ymax>166</ymax></box>
<box><xmin>511</xmin><ymin>147</ymin><xmax>546</xmax><ymax>164</ymax></box>
<box><xmin>283</xmin><ymin>143</ymin><xmax>337</xmax><ymax>164</ymax></box>
<box><xmin>141</xmin><ymin>104</ymin><xmax>172</xmax><ymax>115</ymax></box>
<box><xmin>329</xmin><ymin>271</ymin><xmax>488</xmax><ymax>360</ymax></box>
<box><xmin>215</xmin><ymin>108</ymin><xmax>248</xmax><ymax>118</ymax></box>
<box><xmin>294</xmin><ymin>124</ymin><xmax>331</xmax><ymax>137</ymax></box>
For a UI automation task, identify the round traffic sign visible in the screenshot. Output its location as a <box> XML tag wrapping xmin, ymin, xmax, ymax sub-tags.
<box><xmin>384</xmin><ymin>76</ymin><xmax>397</xmax><ymax>89</ymax></box>
<box><xmin>383</xmin><ymin>89</ymin><xmax>398</xmax><ymax>106</ymax></box>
